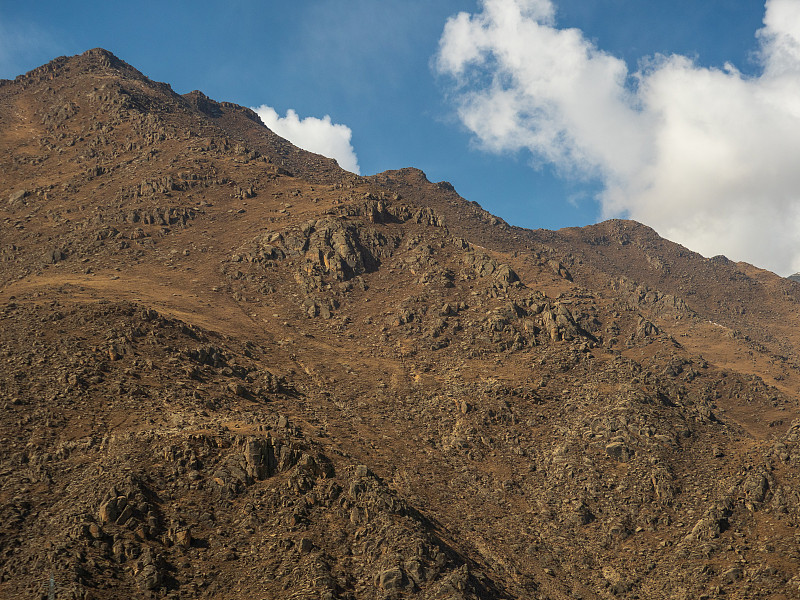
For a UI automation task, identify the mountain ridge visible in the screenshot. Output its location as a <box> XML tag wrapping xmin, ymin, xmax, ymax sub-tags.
<box><xmin>2</xmin><ymin>49</ymin><xmax>800</xmax><ymax>600</ymax></box>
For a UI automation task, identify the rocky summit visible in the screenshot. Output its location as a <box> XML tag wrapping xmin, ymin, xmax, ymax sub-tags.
<box><xmin>3</xmin><ymin>48</ymin><xmax>800</xmax><ymax>600</ymax></box>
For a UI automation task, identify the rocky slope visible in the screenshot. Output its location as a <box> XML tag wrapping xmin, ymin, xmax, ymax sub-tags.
<box><xmin>3</xmin><ymin>49</ymin><xmax>800</xmax><ymax>600</ymax></box>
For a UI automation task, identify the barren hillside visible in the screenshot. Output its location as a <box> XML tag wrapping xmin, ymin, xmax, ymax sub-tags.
<box><xmin>3</xmin><ymin>49</ymin><xmax>800</xmax><ymax>600</ymax></box>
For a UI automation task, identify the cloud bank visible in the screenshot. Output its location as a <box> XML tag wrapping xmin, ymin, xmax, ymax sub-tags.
<box><xmin>436</xmin><ymin>0</ymin><xmax>800</xmax><ymax>275</ymax></box>
<box><xmin>253</xmin><ymin>105</ymin><xmax>360</xmax><ymax>174</ymax></box>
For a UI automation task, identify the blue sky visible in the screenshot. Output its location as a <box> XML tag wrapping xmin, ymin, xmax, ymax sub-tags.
<box><xmin>5</xmin><ymin>1</ymin><xmax>800</xmax><ymax>274</ymax></box>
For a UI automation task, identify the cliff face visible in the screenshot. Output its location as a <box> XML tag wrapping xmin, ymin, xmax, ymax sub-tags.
<box><xmin>3</xmin><ymin>49</ymin><xmax>800</xmax><ymax>600</ymax></box>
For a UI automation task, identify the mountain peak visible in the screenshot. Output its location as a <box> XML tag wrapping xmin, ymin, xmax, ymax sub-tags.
<box><xmin>9</xmin><ymin>47</ymin><xmax>144</xmax><ymax>86</ymax></box>
<box><xmin>81</xmin><ymin>47</ymin><xmax>124</xmax><ymax>66</ymax></box>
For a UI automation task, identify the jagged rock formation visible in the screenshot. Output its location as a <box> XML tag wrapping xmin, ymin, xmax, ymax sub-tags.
<box><xmin>3</xmin><ymin>49</ymin><xmax>800</xmax><ymax>600</ymax></box>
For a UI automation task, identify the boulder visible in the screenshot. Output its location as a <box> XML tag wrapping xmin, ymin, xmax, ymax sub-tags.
<box><xmin>605</xmin><ymin>441</ymin><xmax>633</xmax><ymax>462</ymax></box>
<box><xmin>378</xmin><ymin>567</ymin><xmax>406</xmax><ymax>590</ymax></box>
<box><xmin>7</xmin><ymin>189</ymin><xmax>27</xmax><ymax>205</ymax></box>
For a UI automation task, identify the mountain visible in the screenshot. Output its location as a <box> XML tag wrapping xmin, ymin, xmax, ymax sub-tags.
<box><xmin>3</xmin><ymin>48</ymin><xmax>800</xmax><ymax>600</ymax></box>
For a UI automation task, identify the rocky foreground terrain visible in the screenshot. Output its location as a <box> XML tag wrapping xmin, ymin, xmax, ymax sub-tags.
<box><xmin>4</xmin><ymin>49</ymin><xmax>800</xmax><ymax>600</ymax></box>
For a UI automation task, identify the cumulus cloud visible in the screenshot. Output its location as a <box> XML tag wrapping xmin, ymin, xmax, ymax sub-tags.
<box><xmin>253</xmin><ymin>105</ymin><xmax>360</xmax><ymax>174</ymax></box>
<box><xmin>436</xmin><ymin>0</ymin><xmax>800</xmax><ymax>275</ymax></box>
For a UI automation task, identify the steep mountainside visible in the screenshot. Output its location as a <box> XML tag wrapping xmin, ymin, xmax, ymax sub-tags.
<box><xmin>3</xmin><ymin>49</ymin><xmax>800</xmax><ymax>600</ymax></box>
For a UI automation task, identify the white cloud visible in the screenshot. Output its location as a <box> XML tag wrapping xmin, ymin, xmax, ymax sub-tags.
<box><xmin>436</xmin><ymin>0</ymin><xmax>800</xmax><ymax>275</ymax></box>
<box><xmin>252</xmin><ymin>105</ymin><xmax>360</xmax><ymax>174</ymax></box>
